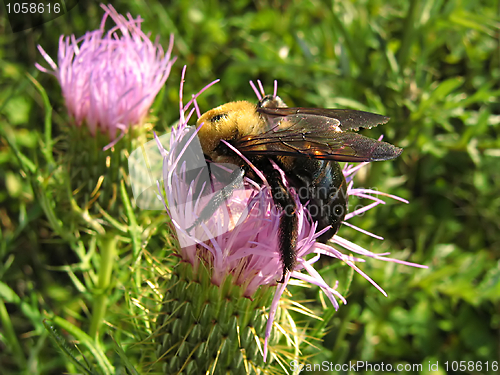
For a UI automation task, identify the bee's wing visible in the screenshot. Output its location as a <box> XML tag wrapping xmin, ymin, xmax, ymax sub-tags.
<box><xmin>258</xmin><ymin>107</ymin><xmax>391</xmax><ymax>130</ymax></box>
<box><xmin>235</xmin><ymin>107</ymin><xmax>402</xmax><ymax>162</ymax></box>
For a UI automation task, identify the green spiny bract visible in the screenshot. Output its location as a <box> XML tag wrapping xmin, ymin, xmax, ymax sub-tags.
<box><xmin>154</xmin><ymin>262</ymin><xmax>281</xmax><ymax>375</ymax></box>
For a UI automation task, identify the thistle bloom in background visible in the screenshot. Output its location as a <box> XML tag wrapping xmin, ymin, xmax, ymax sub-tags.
<box><xmin>36</xmin><ymin>4</ymin><xmax>176</xmax><ymax>144</ymax></box>
<box><xmin>34</xmin><ymin>3</ymin><xmax>177</xmax><ymax>214</ymax></box>
<box><xmin>151</xmin><ymin>73</ymin><xmax>426</xmax><ymax>372</ymax></box>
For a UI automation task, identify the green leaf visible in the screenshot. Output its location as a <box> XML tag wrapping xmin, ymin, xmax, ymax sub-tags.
<box><xmin>110</xmin><ymin>334</ymin><xmax>140</xmax><ymax>375</ymax></box>
<box><xmin>43</xmin><ymin>320</ymin><xmax>99</xmax><ymax>375</ymax></box>
<box><xmin>0</xmin><ymin>281</ymin><xmax>21</xmax><ymax>304</ymax></box>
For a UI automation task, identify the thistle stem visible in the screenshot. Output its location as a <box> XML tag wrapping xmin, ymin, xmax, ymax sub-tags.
<box><xmin>89</xmin><ymin>234</ymin><xmax>118</xmax><ymax>340</ymax></box>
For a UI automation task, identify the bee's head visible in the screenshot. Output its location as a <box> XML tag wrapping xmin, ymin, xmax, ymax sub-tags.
<box><xmin>258</xmin><ymin>95</ymin><xmax>287</xmax><ymax>109</ymax></box>
<box><xmin>196</xmin><ymin>101</ymin><xmax>261</xmax><ymax>162</ymax></box>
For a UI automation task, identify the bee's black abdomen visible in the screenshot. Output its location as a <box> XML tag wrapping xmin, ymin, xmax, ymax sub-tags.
<box><xmin>284</xmin><ymin>158</ymin><xmax>348</xmax><ymax>243</ymax></box>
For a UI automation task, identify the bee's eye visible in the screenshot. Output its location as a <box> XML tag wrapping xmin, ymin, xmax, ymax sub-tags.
<box><xmin>210</xmin><ymin>113</ymin><xmax>227</xmax><ymax>122</ymax></box>
<box><xmin>258</xmin><ymin>96</ymin><xmax>273</xmax><ymax>108</ymax></box>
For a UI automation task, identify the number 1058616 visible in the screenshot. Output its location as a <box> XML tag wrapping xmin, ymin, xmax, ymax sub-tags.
<box><xmin>6</xmin><ymin>2</ymin><xmax>61</xmax><ymax>14</ymax></box>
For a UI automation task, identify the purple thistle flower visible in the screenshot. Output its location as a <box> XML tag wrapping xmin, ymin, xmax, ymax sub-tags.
<box><xmin>36</xmin><ymin>4</ymin><xmax>176</xmax><ymax>144</ymax></box>
<box><xmin>155</xmin><ymin>71</ymin><xmax>427</xmax><ymax>362</ymax></box>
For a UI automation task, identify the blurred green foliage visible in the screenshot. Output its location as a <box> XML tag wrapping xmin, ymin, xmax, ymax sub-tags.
<box><xmin>1</xmin><ymin>0</ymin><xmax>499</xmax><ymax>374</ymax></box>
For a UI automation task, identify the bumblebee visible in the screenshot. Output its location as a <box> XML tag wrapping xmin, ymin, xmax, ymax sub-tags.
<box><xmin>190</xmin><ymin>95</ymin><xmax>402</xmax><ymax>282</ymax></box>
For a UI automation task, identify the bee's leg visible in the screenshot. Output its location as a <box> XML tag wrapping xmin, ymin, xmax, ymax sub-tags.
<box><xmin>205</xmin><ymin>161</ymin><xmax>217</xmax><ymax>194</ymax></box>
<box><xmin>267</xmin><ymin>171</ymin><xmax>298</xmax><ymax>283</ymax></box>
<box><xmin>186</xmin><ymin>167</ymin><xmax>245</xmax><ymax>233</ymax></box>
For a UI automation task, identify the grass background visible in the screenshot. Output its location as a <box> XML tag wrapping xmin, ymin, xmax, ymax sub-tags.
<box><xmin>1</xmin><ymin>0</ymin><xmax>499</xmax><ymax>373</ymax></box>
